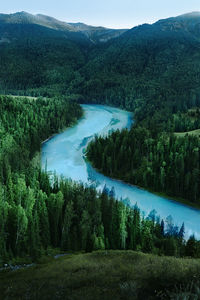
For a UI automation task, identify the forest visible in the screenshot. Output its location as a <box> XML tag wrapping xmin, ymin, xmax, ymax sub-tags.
<box><xmin>86</xmin><ymin>127</ymin><xmax>200</xmax><ymax>203</ymax></box>
<box><xmin>0</xmin><ymin>95</ymin><xmax>81</xmax><ymax>261</ymax></box>
<box><xmin>0</xmin><ymin>12</ymin><xmax>200</xmax><ymax>266</ymax></box>
<box><xmin>82</xmin><ymin>18</ymin><xmax>200</xmax><ymax>207</ymax></box>
<box><xmin>0</xmin><ymin>95</ymin><xmax>199</xmax><ymax>265</ymax></box>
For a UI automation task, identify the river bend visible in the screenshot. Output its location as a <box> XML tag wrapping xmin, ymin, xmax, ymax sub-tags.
<box><xmin>42</xmin><ymin>104</ymin><xmax>200</xmax><ymax>239</ymax></box>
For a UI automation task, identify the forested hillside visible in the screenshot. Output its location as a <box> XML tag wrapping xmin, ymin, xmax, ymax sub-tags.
<box><xmin>1</xmin><ymin>11</ymin><xmax>200</xmax><ymax>115</ymax></box>
<box><xmin>84</xmin><ymin>13</ymin><xmax>200</xmax><ymax>205</ymax></box>
<box><xmin>0</xmin><ymin>12</ymin><xmax>125</xmax><ymax>95</ymax></box>
<box><xmin>1</xmin><ymin>12</ymin><xmax>200</xmax><ymax>133</ymax></box>
<box><xmin>0</xmin><ymin>24</ymin><xmax>88</xmax><ymax>94</ymax></box>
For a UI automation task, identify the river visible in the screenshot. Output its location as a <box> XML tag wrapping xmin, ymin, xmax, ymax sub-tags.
<box><xmin>41</xmin><ymin>104</ymin><xmax>200</xmax><ymax>239</ymax></box>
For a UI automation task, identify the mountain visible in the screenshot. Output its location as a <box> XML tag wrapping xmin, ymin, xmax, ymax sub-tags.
<box><xmin>75</xmin><ymin>12</ymin><xmax>200</xmax><ymax>115</ymax></box>
<box><xmin>0</xmin><ymin>12</ymin><xmax>126</xmax><ymax>93</ymax></box>
<box><xmin>119</xmin><ymin>12</ymin><xmax>200</xmax><ymax>44</ymax></box>
<box><xmin>0</xmin><ymin>10</ymin><xmax>200</xmax><ymax>110</ymax></box>
<box><xmin>68</xmin><ymin>22</ymin><xmax>127</xmax><ymax>43</ymax></box>
<box><xmin>0</xmin><ymin>11</ymin><xmax>75</xmax><ymax>30</ymax></box>
<box><xmin>155</xmin><ymin>11</ymin><xmax>200</xmax><ymax>38</ymax></box>
<box><xmin>0</xmin><ymin>11</ymin><xmax>126</xmax><ymax>44</ymax></box>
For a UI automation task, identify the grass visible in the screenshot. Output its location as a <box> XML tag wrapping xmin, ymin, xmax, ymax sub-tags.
<box><xmin>174</xmin><ymin>129</ymin><xmax>200</xmax><ymax>138</ymax></box>
<box><xmin>1</xmin><ymin>250</ymin><xmax>200</xmax><ymax>300</ymax></box>
<box><xmin>5</xmin><ymin>95</ymin><xmax>38</xmax><ymax>100</ymax></box>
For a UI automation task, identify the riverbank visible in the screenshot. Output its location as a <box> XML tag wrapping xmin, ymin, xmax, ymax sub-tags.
<box><xmin>151</xmin><ymin>190</ymin><xmax>200</xmax><ymax>210</ymax></box>
<box><xmin>42</xmin><ymin>111</ymin><xmax>85</xmax><ymax>145</ymax></box>
<box><xmin>86</xmin><ymin>155</ymin><xmax>200</xmax><ymax>211</ymax></box>
<box><xmin>41</xmin><ymin>104</ymin><xmax>200</xmax><ymax>239</ymax></box>
<box><xmin>0</xmin><ymin>248</ymin><xmax>71</xmax><ymax>270</ymax></box>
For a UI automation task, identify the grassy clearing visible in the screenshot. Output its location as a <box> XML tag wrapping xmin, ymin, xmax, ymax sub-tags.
<box><xmin>174</xmin><ymin>129</ymin><xmax>200</xmax><ymax>138</ymax></box>
<box><xmin>5</xmin><ymin>95</ymin><xmax>38</xmax><ymax>100</ymax></box>
<box><xmin>1</xmin><ymin>250</ymin><xmax>200</xmax><ymax>300</ymax></box>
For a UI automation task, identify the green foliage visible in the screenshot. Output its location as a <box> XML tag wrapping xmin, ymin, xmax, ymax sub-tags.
<box><xmin>0</xmin><ymin>95</ymin><xmax>82</xmax><ymax>261</ymax></box>
<box><xmin>172</xmin><ymin>109</ymin><xmax>200</xmax><ymax>132</ymax></box>
<box><xmin>1</xmin><ymin>12</ymin><xmax>200</xmax><ymax>268</ymax></box>
<box><xmin>86</xmin><ymin>127</ymin><xmax>200</xmax><ymax>203</ymax></box>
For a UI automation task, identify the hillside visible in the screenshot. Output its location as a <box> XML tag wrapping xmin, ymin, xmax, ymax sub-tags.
<box><xmin>0</xmin><ymin>22</ymin><xmax>87</xmax><ymax>92</ymax></box>
<box><xmin>68</xmin><ymin>22</ymin><xmax>127</xmax><ymax>43</ymax></box>
<box><xmin>0</xmin><ymin>11</ymin><xmax>126</xmax><ymax>44</ymax></box>
<box><xmin>1</xmin><ymin>250</ymin><xmax>200</xmax><ymax>300</ymax></box>
<box><xmin>0</xmin><ymin>11</ymin><xmax>200</xmax><ymax>108</ymax></box>
<box><xmin>82</xmin><ymin>13</ymin><xmax>200</xmax><ymax>205</ymax></box>
<box><xmin>77</xmin><ymin>12</ymin><xmax>200</xmax><ymax>117</ymax></box>
<box><xmin>155</xmin><ymin>12</ymin><xmax>200</xmax><ymax>39</ymax></box>
<box><xmin>0</xmin><ymin>12</ymin><xmax>126</xmax><ymax>94</ymax></box>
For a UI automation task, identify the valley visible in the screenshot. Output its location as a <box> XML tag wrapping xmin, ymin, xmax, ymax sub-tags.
<box><xmin>0</xmin><ymin>9</ymin><xmax>200</xmax><ymax>299</ymax></box>
<box><xmin>42</xmin><ymin>104</ymin><xmax>200</xmax><ymax>239</ymax></box>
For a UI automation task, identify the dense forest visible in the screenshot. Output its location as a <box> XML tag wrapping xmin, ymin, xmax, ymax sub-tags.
<box><xmin>0</xmin><ymin>95</ymin><xmax>81</xmax><ymax>261</ymax></box>
<box><xmin>172</xmin><ymin>109</ymin><xmax>200</xmax><ymax>132</ymax></box>
<box><xmin>84</xmin><ymin>20</ymin><xmax>200</xmax><ymax>204</ymax></box>
<box><xmin>0</xmin><ymin>95</ymin><xmax>199</xmax><ymax>265</ymax></box>
<box><xmin>0</xmin><ymin>12</ymin><xmax>200</xmax><ymax>266</ymax></box>
<box><xmin>1</xmin><ymin>12</ymin><xmax>200</xmax><ymax>112</ymax></box>
<box><xmin>82</xmin><ymin>15</ymin><xmax>200</xmax><ymax>206</ymax></box>
<box><xmin>87</xmin><ymin>128</ymin><xmax>200</xmax><ymax>202</ymax></box>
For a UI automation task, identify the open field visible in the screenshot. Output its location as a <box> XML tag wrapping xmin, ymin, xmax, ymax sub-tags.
<box><xmin>174</xmin><ymin>129</ymin><xmax>200</xmax><ymax>138</ymax></box>
<box><xmin>5</xmin><ymin>95</ymin><xmax>38</xmax><ymax>100</ymax></box>
<box><xmin>1</xmin><ymin>250</ymin><xmax>200</xmax><ymax>300</ymax></box>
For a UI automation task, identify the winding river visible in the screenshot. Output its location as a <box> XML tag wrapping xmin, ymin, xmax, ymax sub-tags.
<box><xmin>42</xmin><ymin>104</ymin><xmax>200</xmax><ymax>239</ymax></box>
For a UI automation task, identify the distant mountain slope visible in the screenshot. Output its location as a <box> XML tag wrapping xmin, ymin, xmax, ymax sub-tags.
<box><xmin>0</xmin><ymin>10</ymin><xmax>200</xmax><ymax>111</ymax></box>
<box><xmin>0</xmin><ymin>12</ymin><xmax>126</xmax><ymax>44</ymax></box>
<box><xmin>75</xmin><ymin>12</ymin><xmax>200</xmax><ymax>116</ymax></box>
<box><xmin>0</xmin><ymin>12</ymin><xmax>126</xmax><ymax>92</ymax></box>
<box><xmin>68</xmin><ymin>22</ymin><xmax>127</xmax><ymax>43</ymax></box>
<box><xmin>0</xmin><ymin>23</ymin><xmax>87</xmax><ymax>91</ymax></box>
<box><xmin>155</xmin><ymin>11</ymin><xmax>200</xmax><ymax>39</ymax></box>
<box><xmin>0</xmin><ymin>11</ymin><xmax>75</xmax><ymax>31</ymax></box>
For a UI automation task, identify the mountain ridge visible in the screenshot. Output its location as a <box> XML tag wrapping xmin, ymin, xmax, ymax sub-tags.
<box><xmin>0</xmin><ymin>10</ymin><xmax>200</xmax><ymax>103</ymax></box>
<box><xmin>0</xmin><ymin>11</ymin><xmax>127</xmax><ymax>43</ymax></box>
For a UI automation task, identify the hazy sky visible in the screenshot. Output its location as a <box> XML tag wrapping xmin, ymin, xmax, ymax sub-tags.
<box><xmin>1</xmin><ymin>0</ymin><xmax>200</xmax><ymax>28</ymax></box>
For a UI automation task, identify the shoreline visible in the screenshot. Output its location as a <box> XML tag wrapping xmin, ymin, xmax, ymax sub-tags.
<box><xmin>85</xmin><ymin>156</ymin><xmax>200</xmax><ymax>211</ymax></box>
<box><xmin>42</xmin><ymin>110</ymin><xmax>85</xmax><ymax>145</ymax></box>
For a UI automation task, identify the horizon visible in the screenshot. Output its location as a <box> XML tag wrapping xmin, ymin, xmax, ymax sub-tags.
<box><xmin>1</xmin><ymin>0</ymin><xmax>200</xmax><ymax>29</ymax></box>
<box><xmin>1</xmin><ymin>9</ymin><xmax>200</xmax><ymax>30</ymax></box>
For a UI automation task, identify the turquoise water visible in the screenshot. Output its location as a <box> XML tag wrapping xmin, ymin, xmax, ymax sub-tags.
<box><xmin>41</xmin><ymin>104</ymin><xmax>200</xmax><ymax>239</ymax></box>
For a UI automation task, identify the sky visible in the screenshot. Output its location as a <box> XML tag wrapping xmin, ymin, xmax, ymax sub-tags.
<box><xmin>1</xmin><ymin>0</ymin><xmax>200</xmax><ymax>28</ymax></box>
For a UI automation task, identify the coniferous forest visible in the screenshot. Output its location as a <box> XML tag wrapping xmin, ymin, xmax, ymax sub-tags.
<box><xmin>0</xmin><ymin>11</ymin><xmax>200</xmax><ymax>300</ymax></box>
<box><xmin>1</xmin><ymin>95</ymin><xmax>199</xmax><ymax>264</ymax></box>
<box><xmin>86</xmin><ymin>127</ymin><xmax>200</xmax><ymax>203</ymax></box>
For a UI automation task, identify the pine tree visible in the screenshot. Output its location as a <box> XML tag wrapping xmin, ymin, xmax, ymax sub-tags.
<box><xmin>178</xmin><ymin>223</ymin><xmax>185</xmax><ymax>241</ymax></box>
<box><xmin>185</xmin><ymin>235</ymin><xmax>197</xmax><ymax>257</ymax></box>
<box><xmin>118</xmin><ymin>202</ymin><xmax>127</xmax><ymax>249</ymax></box>
<box><xmin>61</xmin><ymin>200</ymin><xmax>74</xmax><ymax>250</ymax></box>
